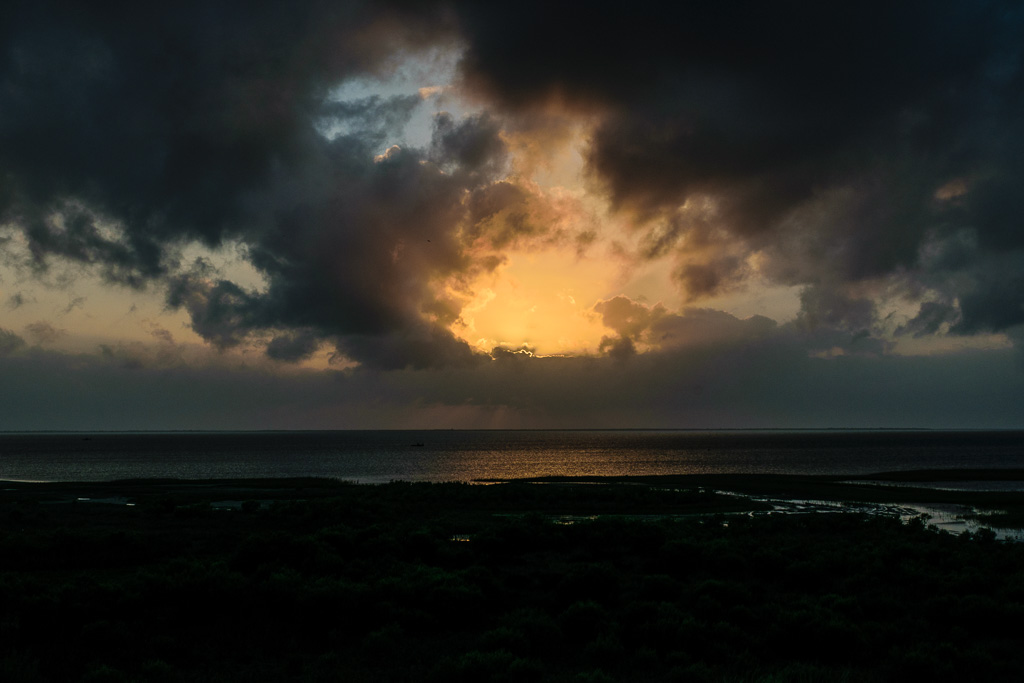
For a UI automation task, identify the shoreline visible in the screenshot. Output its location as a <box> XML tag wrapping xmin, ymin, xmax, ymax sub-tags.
<box><xmin>6</xmin><ymin>469</ymin><xmax>1024</xmax><ymax>531</ymax></box>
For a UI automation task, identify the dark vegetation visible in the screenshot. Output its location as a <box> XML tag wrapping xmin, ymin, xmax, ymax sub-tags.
<box><xmin>3</xmin><ymin>476</ymin><xmax>1024</xmax><ymax>682</ymax></box>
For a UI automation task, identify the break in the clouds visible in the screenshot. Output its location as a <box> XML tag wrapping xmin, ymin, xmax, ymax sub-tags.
<box><xmin>462</xmin><ymin>1</ymin><xmax>1024</xmax><ymax>331</ymax></box>
<box><xmin>0</xmin><ymin>0</ymin><xmax>1023</xmax><ymax>428</ymax></box>
<box><xmin>1</xmin><ymin>0</ymin><xmax>476</xmax><ymax>368</ymax></box>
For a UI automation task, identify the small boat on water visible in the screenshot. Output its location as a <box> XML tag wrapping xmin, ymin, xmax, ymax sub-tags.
<box><xmin>410</xmin><ymin>442</ymin><xmax>425</xmax><ymax>447</ymax></box>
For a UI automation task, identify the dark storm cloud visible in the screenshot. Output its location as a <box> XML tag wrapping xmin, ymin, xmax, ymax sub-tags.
<box><xmin>795</xmin><ymin>287</ymin><xmax>876</xmax><ymax>334</ymax></box>
<box><xmin>165</xmin><ymin>270</ymin><xmax>259</xmax><ymax>350</ymax></box>
<box><xmin>4</xmin><ymin>0</ymin><xmax>1024</xmax><ymax>377</ymax></box>
<box><xmin>454</xmin><ymin>0</ymin><xmax>1024</xmax><ymax>336</ymax></box>
<box><xmin>953</xmin><ymin>270</ymin><xmax>1024</xmax><ymax>334</ymax></box>
<box><xmin>265</xmin><ymin>330</ymin><xmax>321</xmax><ymax>363</ymax></box>
<box><xmin>429</xmin><ymin>111</ymin><xmax>507</xmax><ymax>178</ymax></box>
<box><xmin>0</xmin><ymin>0</ymin><xmax>453</xmax><ymax>254</ymax></box>
<box><xmin>338</xmin><ymin>322</ymin><xmax>481</xmax><ymax>371</ymax></box>
<box><xmin>155</xmin><ymin>123</ymin><xmax>532</xmax><ymax>368</ymax></box>
<box><xmin>0</xmin><ymin>0</ymin><xmax>519</xmax><ymax>369</ymax></box>
<box><xmin>674</xmin><ymin>256</ymin><xmax>746</xmax><ymax>301</ymax></box>
<box><xmin>898</xmin><ymin>302</ymin><xmax>961</xmax><ymax>338</ymax></box>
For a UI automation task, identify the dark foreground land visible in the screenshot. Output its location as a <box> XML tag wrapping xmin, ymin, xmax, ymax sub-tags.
<box><xmin>4</xmin><ymin>473</ymin><xmax>1024</xmax><ymax>682</ymax></box>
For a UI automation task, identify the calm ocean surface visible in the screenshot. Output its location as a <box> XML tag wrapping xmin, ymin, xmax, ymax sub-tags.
<box><xmin>1</xmin><ymin>430</ymin><xmax>1023</xmax><ymax>483</ymax></box>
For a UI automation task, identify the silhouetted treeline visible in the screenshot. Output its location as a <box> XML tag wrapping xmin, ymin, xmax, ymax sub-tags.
<box><xmin>2</xmin><ymin>480</ymin><xmax>1023</xmax><ymax>682</ymax></box>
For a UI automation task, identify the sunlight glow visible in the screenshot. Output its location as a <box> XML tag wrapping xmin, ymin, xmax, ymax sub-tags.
<box><xmin>450</xmin><ymin>247</ymin><xmax>614</xmax><ymax>355</ymax></box>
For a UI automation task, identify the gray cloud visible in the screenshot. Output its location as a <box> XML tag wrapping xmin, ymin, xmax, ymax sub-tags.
<box><xmin>952</xmin><ymin>268</ymin><xmax>1024</xmax><ymax>335</ymax></box>
<box><xmin>594</xmin><ymin>296</ymin><xmax>663</xmax><ymax>340</ymax></box>
<box><xmin>0</xmin><ymin>0</ymin><xmax>479</xmax><ymax>369</ymax></box>
<box><xmin>2</xmin><ymin>339</ymin><xmax>1021</xmax><ymax>430</ymax></box>
<box><xmin>165</xmin><ymin>270</ymin><xmax>259</xmax><ymax>350</ymax></box>
<box><xmin>430</xmin><ymin>111</ymin><xmax>508</xmax><ymax>179</ymax></box>
<box><xmin>6</xmin><ymin>292</ymin><xmax>29</xmax><ymax>309</ymax></box>
<box><xmin>266</xmin><ymin>330</ymin><xmax>321</xmax><ymax>363</ymax></box>
<box><xmin>674</xmin><ymin>256</ymin><xmax>747</xmax><ymax>301</ymax></box>
<box><xmin>2</xmin><ymin>0</ymin><xmax>1023</xmax><ymax>396</ymax></box>
<box><xmin>453</xmin><ymin>1</ymin><xmax>1024</xmax><ymax>339</ymax></box>
<box><xmin>61</xmin><ymin>296</ymin><xmax>86</xmax><ymax>315</ymax></box>
<box><xmin>594</xmin><ymin>295</ymin><xmax>778</xmax><ymax>358</ymax></box>
<box><xmin>0</xmin><ymin>328</ymin><xmax>25</xmax><ymax>356</ymax></box>
<box><xmin>795</xmin><ymin>287</ymin><xmax>876</xmax><ymax>334</ymax></box>
<box><xmin>898</xmin><ymin>302</ymin><xmax>961</xmax><ymax>338</ymax></box>
<box><xmin>24</xmin><ymin>320</ymin><xmax>65</xmax><ymax>345</ymax></box>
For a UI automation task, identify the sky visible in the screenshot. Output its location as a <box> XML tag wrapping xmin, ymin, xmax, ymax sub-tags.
<box><xmin>1</xmin><ymin>0</ymin><xmax>1023</xmax><ymax>430</ymax></box>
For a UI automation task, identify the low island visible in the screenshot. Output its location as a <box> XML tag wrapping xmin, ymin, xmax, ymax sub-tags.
<box><xmin>3</xmin><ymin>472</ymin><xmax>1024</xmax><ymax>682</ymax></box>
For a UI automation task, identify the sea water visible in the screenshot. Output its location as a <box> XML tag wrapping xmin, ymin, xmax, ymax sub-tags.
<box><xmin>1</xmin><ymin>430</ymin><xmax>1022</xmax><ymax>483</ymax></box>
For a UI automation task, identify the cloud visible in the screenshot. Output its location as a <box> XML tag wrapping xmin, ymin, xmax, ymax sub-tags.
<box><xmin>2</xmin><ymin>339</ymin><xmax>1021</xmax><ymax>430</ymax></box>
<box><xmin>795</xmin><ymin>286</ymin><xmax>876</xmax><ymax>334</ymax></box>
<box><xmin>61</xmin><ymin>296</ymin><xmax>86</xmax><ymax>315</ymax></box>
<box><xmin>0</xmin><ymin>0</ymin><xmax>474</xmax><ymax>370</ymax></box>
<box><xmin>462</xmin><ymin>178</ymin><xmax>596</xmax><ymax>255</ymax></box>
<box><xmin>429</xmin><ymin>111</ymin><xmax>507</xmax><ymax>179</ymax></box>
<box><xmin>2</xmin><ymin>0</ymin><xmax>1023</xmax><ymax>385</ymax></box>
<box><xmin>453</xmin><ymin>1</ymin><xmax>1024</xmax><ymax>337</ymax></box>
<box><xmin>897</xmin><ymin>302</ymin><xmax>961</xmax><ymax>338</ymax></box>
<box><xmin>6</xmin><ymin>292</ymin><xmax>29</xmax><ymax>309</ymax></box>
<box><xmin>594</xmin><ymin>296</ymin><xmax>663</xmax><ymax>340</ymax></box>
<box><xmin>0</xmin><ymin>328</ymin><xmax>25</xmax><ymax>356</ymax></box>
<box><xmin>318</xmin><ymin>94</ymin><xmax>424</xmax><ymax>143</ymax></box>
<box><xmin>24</xmin><ymin>320</ymin><xmax>65</xmax><ymax>345</ymax></box>
<box><xmin>165</xmin><ymin>270</ymin><xmax>259</xmax><ymax>350</ymax></box>
<box><xmin>147</xmin><ymin>325</ymin><xmax>175</xmax><ymax>346</ymax></box>
<box><xmin>266</xmin><ymin>330</ymin><xmax>321</xmax><ymax>362</ymax></box>
<box><xmin>594</xmin><ymin>295</ymin><xmax>778</xmax><ymax>359</ymax></box>
<box><xmin>952</xmin><ymin>266</ymin><xmax>1024</xmax><ymax>335</ymax></box>
<box><xmin>148</xmin><ymin>104</ymin><xmax>583</xmax><ymax>369</ymax></box>
<box><xmin>674</xmin><ymin>256</ymin><xmax>747</xmax><ymax>301</ymax></box>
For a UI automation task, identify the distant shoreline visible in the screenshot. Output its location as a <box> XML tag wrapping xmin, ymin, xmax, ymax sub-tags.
<box><xmin>7</xmin><ymin>427</ymin><xmax>1024</xmax><ymax>434</ymax></box>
